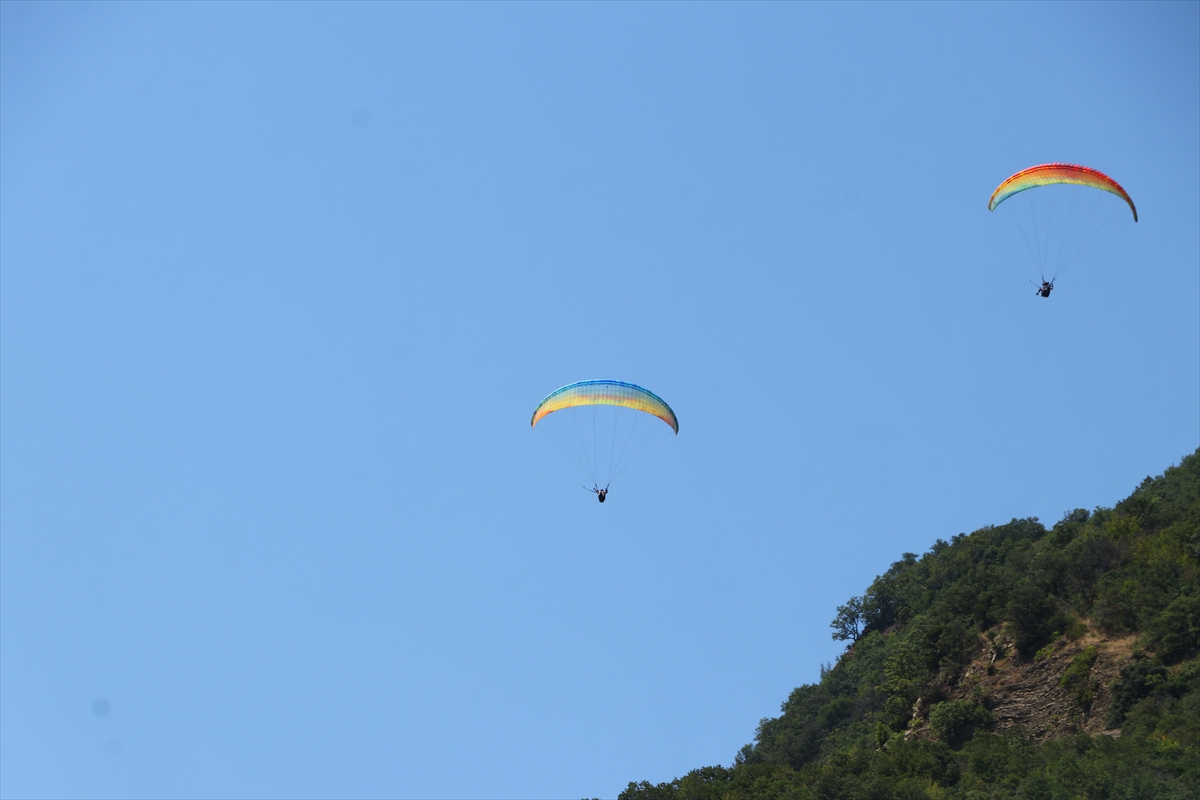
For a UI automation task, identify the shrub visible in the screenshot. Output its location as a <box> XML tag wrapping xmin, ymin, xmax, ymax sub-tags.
<box><xmin>1005</xmin><ymin>583</ymin><xmax>1057</xmax><ymax>657</ymax></box>
<box><xmin>1146</xmin><ymin>591</ymin><xmax>1200</xmax><ymax>664</ymax></box>
<box><xmin>1105</xmin><ymin>660</ymin><xmax>1169</xmax><ymax>729</ymax></box>
<box><xmin>928</xmin><ymin>700</ymin><xmax>994</xmax><ymax>747</ymax></box>
<box><xmin>1059</xmin><ymin>646</ymin><xmax>1100</xmax><ymax>713</ymax></box>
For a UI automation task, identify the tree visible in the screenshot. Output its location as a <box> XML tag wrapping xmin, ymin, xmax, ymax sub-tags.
<box><xmin>831</xmin><ymin>596</ymin><xmax>864</xmax><ymax>642</ymax></box>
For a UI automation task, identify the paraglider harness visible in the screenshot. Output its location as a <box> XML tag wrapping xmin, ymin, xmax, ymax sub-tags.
<box><xmin>588</xmin><ymin>485</ymin><xmax>609</xmax><ymax>503</ymax></box>
<box><xmin>1032</xmin><ymin>277</ymin><xmax>1055</xmax><ymax>298</ymax></box>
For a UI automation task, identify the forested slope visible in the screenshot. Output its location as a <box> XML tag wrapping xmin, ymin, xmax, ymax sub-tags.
<box><xmin>620</xmin><ymin>450</ymin><xmax>1200</xmax><ymax>799</ymax></box>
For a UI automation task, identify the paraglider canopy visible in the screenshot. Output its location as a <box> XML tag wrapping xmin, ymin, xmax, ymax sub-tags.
<box><xmin>989</xmin><ymin>163</ymin><xmax>1137</xmax><ymax>222</ymax></box>
<box><xmin>531</xmin><ymin>380</ymin><xmax>679</xmax><ymax>434</ymax></box>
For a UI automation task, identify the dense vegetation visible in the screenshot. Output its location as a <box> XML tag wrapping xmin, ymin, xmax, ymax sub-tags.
<box><xmin>620</xmin><ymin>450</ymin><xmax>1200</xmax><ymax>799</ymax></box>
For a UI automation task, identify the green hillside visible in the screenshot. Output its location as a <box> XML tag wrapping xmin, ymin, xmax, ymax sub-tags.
<box><xmin>620</xmin><ymin>450</ymin><xmax>1200</xmax><ymax>799</ymax></box>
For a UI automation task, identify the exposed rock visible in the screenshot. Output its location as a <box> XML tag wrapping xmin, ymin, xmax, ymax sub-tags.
<box><xmin>946</xmin><ymin>626</ymin><xmax>1138</xmax><ymax>741</ymax></box>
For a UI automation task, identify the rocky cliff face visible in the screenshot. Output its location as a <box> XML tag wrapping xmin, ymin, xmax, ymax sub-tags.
<box><xmin>919</xmin><ymin>626</ymin><xmax>1138</xmax><ymax>740</ymax></box>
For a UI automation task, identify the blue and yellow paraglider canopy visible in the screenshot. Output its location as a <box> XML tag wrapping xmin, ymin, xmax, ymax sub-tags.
<box><xmin>531</xmin><ymin>380</ymin><xmax>678</xmax><ymax>434</ymax></box>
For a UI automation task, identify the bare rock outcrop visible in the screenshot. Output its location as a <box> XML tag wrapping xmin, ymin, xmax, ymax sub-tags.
<box><xmin>947</xmin><ymin>628</ymin><xmax>1137</xmax><ymax>740</ymax></box>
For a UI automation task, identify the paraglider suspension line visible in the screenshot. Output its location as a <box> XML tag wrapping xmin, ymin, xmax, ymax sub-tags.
<box><xmin>608</xmin><ymin>426</ymin><xmax>656</xmax><ymax>488</ymax></box>
<box><xmin>1051</xmin><ymin>190</ymin><xmax>1123</xmax><ymax>281</ymax></box>
<box><xmin>554</xmin><ymin>417</ymin><xmax>597</xmax><ymax>487</ymax></box>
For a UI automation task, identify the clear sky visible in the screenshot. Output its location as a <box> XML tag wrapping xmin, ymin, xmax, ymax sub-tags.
<box><xmin>1</xmin><ymin>2</ymin><xmax>1197</xmax><ymax>798</ymax></box>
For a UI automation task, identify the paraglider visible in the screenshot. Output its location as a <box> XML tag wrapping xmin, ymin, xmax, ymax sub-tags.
<box><xmin>989</xmin><ymin>163</ymin><xmax>1136</xmax><ymax>295</ymax></box>
<box><xmin>532</xmin><ymin>380</ymin><xmax>678</xmax><ymax>503</ymax></box>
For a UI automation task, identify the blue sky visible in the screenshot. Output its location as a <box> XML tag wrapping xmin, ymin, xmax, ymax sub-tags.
<box><xmin>1</xmin><ymin>2</ymin><xmax>1196</xmax><ymax>798</ymax></box>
